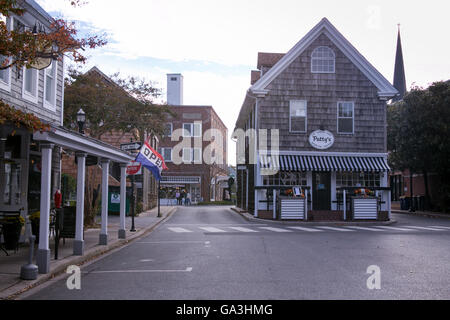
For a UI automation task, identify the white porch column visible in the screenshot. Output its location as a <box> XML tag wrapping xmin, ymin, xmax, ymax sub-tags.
<box><xmin>272</xmin><ymin>189</ymin><xmax>276</xmax><ymax>219</ymax></box>
<box><xmin>99</xmin><ymin>158</ymin><xmax>110</xmax><ymax>245</ymax></box>
<box><xmin>74</xmin><ymin>152</ymin><xmax>87</xmax><ymax>255</ymax></box>
<box><xmin>37</xmin><ymin>143</ymin><xmax>53</xmax><ymax>274</ymax></box>
<box><xmin>118</xmin><ymin>163</ymin><xmax>127</xmax><ymax>239</ymax></box>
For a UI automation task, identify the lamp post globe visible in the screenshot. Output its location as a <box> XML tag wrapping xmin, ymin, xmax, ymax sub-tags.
<box><xmin>76</xmin><ymin>108</ymin><xmax>86</xmax><ymax>134</ymax></box>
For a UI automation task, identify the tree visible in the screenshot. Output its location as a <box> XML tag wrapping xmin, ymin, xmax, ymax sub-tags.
<box><xmin>0</xmin><ymin>0</ymin><xmax>106</xmax><ymax>131</ymax></box>
<box><xmin>0</xmin><ymin>0</ymin><xmax>106</xmax><ymax>71</ymax></box>
<box><xmin>63</xmin><ymin>67</ymin><xmax>175</xmax><ymax>225</ymax></box>
<box><xmin>387</xmin><ymin>81</ymin><xmax>450</xmax><ymax>211</ymax></box>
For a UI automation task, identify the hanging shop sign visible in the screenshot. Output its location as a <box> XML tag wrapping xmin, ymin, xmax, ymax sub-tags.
<box><xmin>309</xmin><ymin>130</ymin><xmax>335</xmax><ymax>150</ymax></box>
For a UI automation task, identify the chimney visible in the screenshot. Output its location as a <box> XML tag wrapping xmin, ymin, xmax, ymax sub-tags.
<box><xmin>167</xmin><ymin>73</ymin><xmax>183</xmax><ymax>105</ymax></box>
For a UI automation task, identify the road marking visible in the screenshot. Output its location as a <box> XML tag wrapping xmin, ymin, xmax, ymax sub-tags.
<box><xmin>137</xmin><ymin>241</ymin><xmax>208</xmax><ymax>244</ymax></box>
<box><xmin>167</xmin><ymin>227</ymin><xmax>192</xmax><ymax>233</ymax></box>
<box><xmin>429</xmin><ymin>226</ymin><xmax>450</xmax><ymax>230</ymax></box>
<box><xmin>316</xmin><ymin>226</ymin><xmax>354</xmax><ymax>232</ymax></box>
<box><xmin>139</xmin><ymin>259</ymin><xmax>154</xmax><ymax>262</ymax></box>
<box><xmin>229</xmin><ymin>227</ymin><xmax>259</xmax><ymax>232</ymax></box>
<box><xmin>345</xmin><ymin>226</ymin><xmax>385</xmax><ymax>232</ymax></box>
<box><xmin>199</xmin><ymin>227</ymin><xmax>227</xmax><ymax>232</ymax></box>
<box><xmin>373</xmin><ymin>226</ymin><xmax>414</xmax><ymax>231</ymax></box>
<box><xmin>287</xmin><ymin>226</ymin><xmax>323</xmax><ymax>232</ymax></box>
<box><xmin>405</xmin><ymin>226</ymin><xmax>446</xmax><ymax>231</ymax></box>
<box><xmin>87</xmin><ymin>267</ymin><xmax>193</xmax><ymax>274</ymax></box>
<box><xmin>259</xmin><ymin>227</ymin><xmax>292</xmax><ymax>232</ymax></box>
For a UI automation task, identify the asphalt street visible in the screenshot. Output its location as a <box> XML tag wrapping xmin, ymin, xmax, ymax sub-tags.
<box><xmin>21</xmin><ymin>206</ymin><xmax>450</xmax><ymax>300</ymax></box>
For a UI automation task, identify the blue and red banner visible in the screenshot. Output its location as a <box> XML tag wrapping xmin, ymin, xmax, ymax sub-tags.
<box><xmin>134</xmin><ymin>141</ymin><xmax>167</xmax><ymax>180</ymax></box>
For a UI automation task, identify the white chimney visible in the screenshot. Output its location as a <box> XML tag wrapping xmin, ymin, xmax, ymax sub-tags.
<box><xmin>167</xmin><ymin>73</ymin><xmax>183</xmax><ymax>105</ymax></box>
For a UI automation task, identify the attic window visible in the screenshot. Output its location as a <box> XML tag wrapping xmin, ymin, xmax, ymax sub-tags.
<box><xmin>311</xmin><ymin>46</ymin><xmax>335</xmax><ymax>73</ymax></box>
<box><xmin>170</xmin><ymin>77</ymin><xmax>177</xmax><ymax>81</ymax></box>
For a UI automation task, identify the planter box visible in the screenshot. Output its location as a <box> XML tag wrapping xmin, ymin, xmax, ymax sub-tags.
<box><xmin>352</xmin><ymin>196</ymin><xmax>378</xmax><ymax>220</ymax></box>
<box><xmin>279</xmin><ymin>196</ymin><xmax>306</xmax><ymax>220</ymax></box>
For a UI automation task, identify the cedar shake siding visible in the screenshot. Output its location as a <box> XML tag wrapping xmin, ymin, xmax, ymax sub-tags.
<box><xmin>259</xmin><ymin>33</ymin><xmax>386</xmax><ymax>154</ymax></box>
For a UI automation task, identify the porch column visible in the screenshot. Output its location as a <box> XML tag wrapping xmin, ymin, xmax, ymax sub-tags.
<box><xmin>272</xmin><ymin>189</ymin><xmax>276</xmax><ymax>219</ymax></box>
<box><xmin>37</xmin><ymin>143</ymin><xmax>53</xmax><ymax>274</ymax></box>
<box><xmin>74</xmin><ymin>152</ymin><xmax>87</xmax><ymax>255</ymax></box>
<box><xmin>118</xmin><ymin>163</ymin><xmax>127</xmax><ymax>239</ymax></box>
<box><xmin>99</xmin><ymin>159</ymin><xmax>110</xmax><ymax>245</ymax></box>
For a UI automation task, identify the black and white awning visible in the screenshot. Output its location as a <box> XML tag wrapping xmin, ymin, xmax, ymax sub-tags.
<box><xmin>260</xmin><ymin>154</ymin><xmax>390</xmax><ymax>172</ymax></box>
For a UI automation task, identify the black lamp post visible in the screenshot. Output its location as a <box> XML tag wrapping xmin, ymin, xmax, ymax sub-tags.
<box><xmin>76</xmin><ymin>108</ymin><xmax>86</xmax><ymax>134</ymax></box>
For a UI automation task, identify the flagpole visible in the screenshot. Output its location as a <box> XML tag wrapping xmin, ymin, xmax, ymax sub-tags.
<box><xmin>157</xmin><ymin>179</ymin><xmax>161</xmax><ymax>218</ymax></box>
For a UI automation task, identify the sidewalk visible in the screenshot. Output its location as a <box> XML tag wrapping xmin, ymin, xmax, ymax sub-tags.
<box><xmin>0</xmin><ymin>205</ymin><xmax>177</xmax><ymax>300</ymax></box>
<box><xmin>231</xmin><ymin>207</ymin><xmax>396</xmax><ymax>226</ymax></box>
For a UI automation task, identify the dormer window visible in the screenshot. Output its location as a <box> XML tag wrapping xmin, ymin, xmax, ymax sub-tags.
<box><xmin>311</xmin><ymin>46</ymin><xmax>335</xmax><ymax>73</ymax></box>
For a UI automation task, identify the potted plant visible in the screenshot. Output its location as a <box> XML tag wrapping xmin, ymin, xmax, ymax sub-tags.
<box><xmin>1</xmin><ymin>215</ymin><xmax>25</xmax><ymax>251</ymax></box>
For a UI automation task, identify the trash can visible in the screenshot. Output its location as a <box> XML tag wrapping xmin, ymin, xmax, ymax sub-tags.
<box><xmin>400</xmin><ymin>196</ymin><xmax>410</xmax><ymax>210</ymax></box>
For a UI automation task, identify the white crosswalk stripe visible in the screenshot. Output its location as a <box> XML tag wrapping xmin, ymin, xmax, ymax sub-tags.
<box><xmin>405</xmin><ymin>226</ymin><xmax>446</xmax><ymax>231</ymax></box>
<box><xmin>345</xmin><ymin>226</ymin><xmax>385</xmax><ymax>232</ymax></box>
<box><xmin>373</xmin><ymin>226</ymin><xmax>414</xmax><ymax>231</ymax></box>
<box><xmin>429</xmin><ymin>226</ymin><xmax>450</xmax><ymax>230</ymax></box>
<box><xmin>229</xmin><ymin>227</ymin><xmax>259</xmax><ymax>232</ymax></box>
<box><xmin>259</xmin><ymin>227</ymin><xmax>292</xmax><ymax>232</ymax></box>
<box><xmin>316</xmin><ymin>226</ymin><xmax>354</xmax><ymax>232</ymax></box>
<box><xmin>166</xmin><ymin>225</ymin><xmax>450</xmax><ymax>234</ymax></box>
<box><xmin>288</xmin><ymin>226</ymin><xmax>323</xmax><ymax>232</ymax></box>
<box><xmin>199</xmin><ymin>227</ymin><xmax>227</xmax><ymax>232</ymax></box>
<box><xmin>167</xmin><ymin>227</ymin><xmax>192</xmax><ymax>233</ymax></box>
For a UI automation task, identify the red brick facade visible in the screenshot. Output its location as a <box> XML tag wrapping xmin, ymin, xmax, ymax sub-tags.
<box><xmin>159</xmin><ymin>105</ymin><xmax>228</xmax><ymax>202</ymax></box>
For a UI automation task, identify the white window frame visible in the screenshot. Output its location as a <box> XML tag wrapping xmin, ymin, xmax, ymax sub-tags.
<box><xmin>182</xmin><ymin>122</ymin><xmax>202</xmax><ymax>137</ymax></box>
<box><xmin>311</xmin><ymin>46</ymin><xmax>335</xmax><ymax>74</ymax></box>
<box><xmin>193</xmin><ymin>147</ymin><xmax>202</xmax><ymax>164</ymax></box>
<box><xmin>337</xmin><ymin>101</ymin><xmax>355</xmax><ymax>134</ymax></box>
<box><xmin>43</xmin><ymin>60</ymin><xmax>58</xmax><ymax>111</ymax></box>
<box><xmin>164</xmin><ymin>123</ymin><xmax>173</xmax><ymax>137</ymax></box>
<box><xmin>160</xmin><ymin>147</ymin><xmax>172</xmax><ymax>162</ymax></box>
<box><xmin>182</xmin><ymin>148</ymin><xmax>192</xmax><ymax>163</ymax></box>
<box><xmin>22</xmin><ymin>66</ymin><xmax>39</xmax><ymax>104</ymax></box>
<box><xmin>289</xmin><ymin>100</ymin><xmax>307</xmax><ymax>133</ymax></box>
<box><xmin>0</xmin><ymin>15</ymin><xmax>12</xmax><ymax>92</ymax></box>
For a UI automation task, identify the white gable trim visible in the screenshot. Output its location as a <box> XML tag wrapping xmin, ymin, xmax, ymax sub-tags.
<box><xmin>251</xmin><ymin>18</ymin><xmax>398</xmax><ymax>99</ymax></box>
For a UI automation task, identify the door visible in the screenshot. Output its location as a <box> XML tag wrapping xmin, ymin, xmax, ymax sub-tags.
<box><xmin>312</xmin><ymin>172</ymin><xmax>331</xmax><ymax>210</ymax></box>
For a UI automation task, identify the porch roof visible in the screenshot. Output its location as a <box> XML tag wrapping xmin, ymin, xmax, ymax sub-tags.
<box><xmin>33</xmin><ymin>126</ymin><xmax>134</xmax><ymax>164</ymax></box>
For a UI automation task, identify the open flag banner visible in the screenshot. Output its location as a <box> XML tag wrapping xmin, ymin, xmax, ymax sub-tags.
<box><xmin>134</xmin><ymin>141</ymin><xmax>168</xmax><ymax>181</ymax></box>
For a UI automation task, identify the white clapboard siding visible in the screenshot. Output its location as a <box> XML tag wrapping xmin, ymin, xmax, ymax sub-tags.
<box><xmin>280</xmin><ymin>198</ymin><xmax>305</xmax><ymax>220</ymax></box>
<box><xmin>353</xmin><ymin>198</ymin><xmax>378</xmax><ymax>220</ymax></box>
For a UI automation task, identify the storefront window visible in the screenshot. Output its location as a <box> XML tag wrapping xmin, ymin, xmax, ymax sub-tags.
<box><xmin>336</xmin><ymin>171</ymin><xmax>381</xmax><ymax>188</ymax></box>
<box><xmin>263</xmin><ymin>171</ymin><xmax>307</xmax><ymax>186</ymax></box>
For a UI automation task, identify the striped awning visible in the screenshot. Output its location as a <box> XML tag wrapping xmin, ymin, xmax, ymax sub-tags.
<box><xmin>260</xmin><ymin>154</ymin><xmax>390</xmax><ymax>172</ymax></box>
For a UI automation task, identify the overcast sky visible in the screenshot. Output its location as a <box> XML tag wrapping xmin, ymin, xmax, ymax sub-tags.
<box><xmin>36</xmin><ymin>0</ymin><xmax>450</xmax><ymax>166</ymax></box>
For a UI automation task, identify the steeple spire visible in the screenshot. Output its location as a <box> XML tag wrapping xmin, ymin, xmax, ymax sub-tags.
<box><xmin>392</xmin><ymin>24</ymin><xmax>407</xmax><ymax>102</ymax></box>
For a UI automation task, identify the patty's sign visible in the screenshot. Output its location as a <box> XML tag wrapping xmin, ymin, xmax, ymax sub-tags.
<box><xmin>309</xmin><ymin>130</ymin><xmax>335</xmax><ymax>150</ymax></box>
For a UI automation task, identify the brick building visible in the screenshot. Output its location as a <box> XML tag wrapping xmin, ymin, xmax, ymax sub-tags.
<box><xmin>158</xmin><ymin>74</ymin><xmax>228</xmax><ymax>203</ymax></box>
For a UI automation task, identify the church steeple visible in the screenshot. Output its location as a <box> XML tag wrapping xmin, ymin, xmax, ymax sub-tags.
<box><xmin>392</xmin><ymin>24</ymin><xmax>407</xmax><ymax>102</ymax></box>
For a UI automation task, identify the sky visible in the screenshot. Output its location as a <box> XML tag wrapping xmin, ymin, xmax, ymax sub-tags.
<box><xmin>36</xmin><ymin>0</ymin><xmax>450</xmax><ymax>166</ymax></box>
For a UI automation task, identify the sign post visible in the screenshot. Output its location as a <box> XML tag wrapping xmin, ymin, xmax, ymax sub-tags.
<box><xmin>120</xmin><ymin>142</ymin><xmax>142</xmax><ymax>233</ymax></box>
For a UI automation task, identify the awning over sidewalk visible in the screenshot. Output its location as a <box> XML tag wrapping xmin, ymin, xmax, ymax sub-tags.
<box><xmin>260</xmin><ymin>154</ymin><xmax>390</xmax><ymax>172</ymax></box>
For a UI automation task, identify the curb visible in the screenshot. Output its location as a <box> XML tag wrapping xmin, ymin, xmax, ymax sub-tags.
<box><xmin>1</xmin><ymin>206</ymin><xmax>177</xmax><ymax>300</ymax></box>
<box><xmin>391</xmin><ymin>210</ymin><xmax>450</xmax><ymax>219</ymax></box>
<box><xmin>230</xmin><ymin>207</ymin><xmax>396</xmax><ymax>226</ymax></box>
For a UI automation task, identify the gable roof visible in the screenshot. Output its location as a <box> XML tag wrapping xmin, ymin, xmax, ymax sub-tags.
<box><xmin>250</xmin><ymin>18</ymin><xmax>398</xmax><ymax>100</ymax></box>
